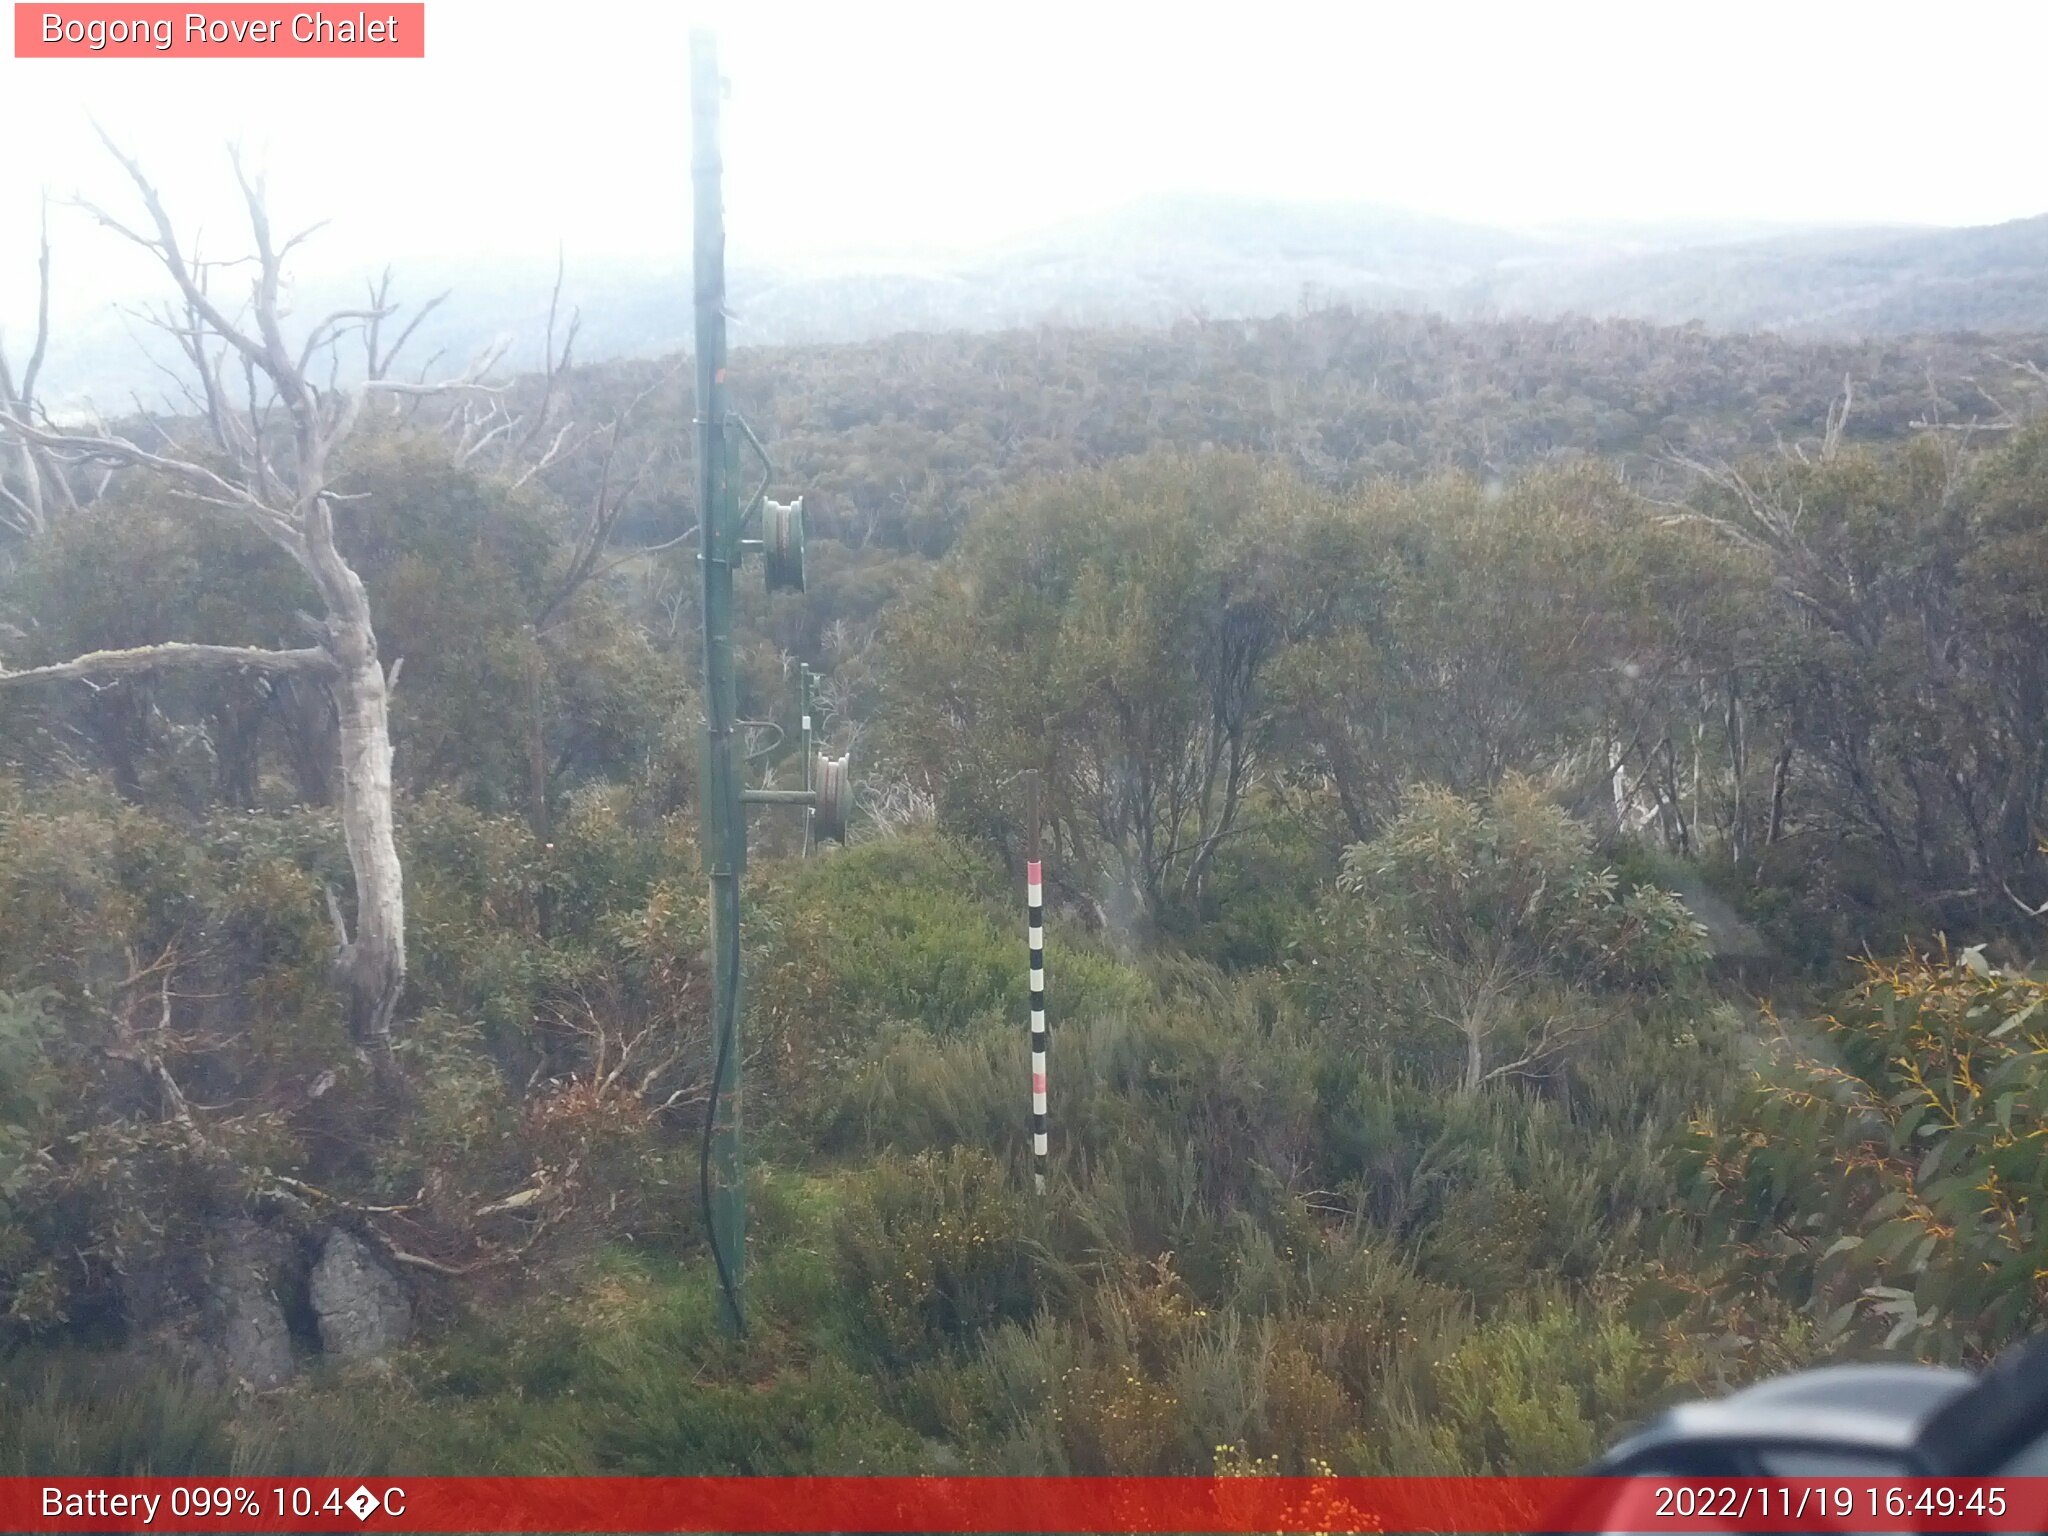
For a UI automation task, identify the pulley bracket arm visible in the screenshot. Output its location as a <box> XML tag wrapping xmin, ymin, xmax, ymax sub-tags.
<box><xmin>729</xmin><ymin>413</ymin><xmax>774</xmax><ymax>530</ymax></box>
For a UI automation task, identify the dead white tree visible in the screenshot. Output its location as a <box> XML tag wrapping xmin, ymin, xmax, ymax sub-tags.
<box><xmin>0</xmin><ymin>194</ymin><xmax>83</xmax><ymax>540</ymax></box>
<box><xmin>0</xmin><ymin>137</ymin><xmax>497</xmax><ymax>1080</ymax></box>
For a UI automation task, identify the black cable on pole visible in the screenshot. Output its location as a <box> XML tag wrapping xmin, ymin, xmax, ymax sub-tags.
<box><xmin>699</xmin><ymin>919</ymin><xmax>743</xmax><ymax>1334</ymax></box>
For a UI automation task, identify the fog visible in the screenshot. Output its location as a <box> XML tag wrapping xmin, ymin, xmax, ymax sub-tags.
<box><xmin>6</xmin><ymin>0</ymin><xmax>2048</xmax><ymax>333</ymax></box>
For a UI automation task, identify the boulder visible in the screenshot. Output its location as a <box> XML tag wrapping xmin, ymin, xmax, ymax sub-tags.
<box><xmin>207</xmin><ymin>1219</ymin><xmax>298</xmax><ymax>1389</ymax></box>
<box><xmin>309</xmin><ymin>1229</ymin><xmax>412</xmax><ymax>1360</ymax></box>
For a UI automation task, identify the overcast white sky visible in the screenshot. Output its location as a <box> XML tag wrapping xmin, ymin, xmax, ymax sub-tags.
<box><xmin>5</xmin><ymin>0</ymin><xmax>2048</xmax><ymax>330</ymax></box>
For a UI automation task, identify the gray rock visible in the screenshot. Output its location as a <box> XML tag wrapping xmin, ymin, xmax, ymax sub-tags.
<box><xmin>220</xmin><ymin>1288</ymin><xmax>295</xmax><ymax>1389</ymax></box>
<box><xmin>309</xmin><ymin>1229</ymin><xmax>412</xmax><ymax>1360</ymax></box>
<box><xmin>208</xmin><ymin>1219</ymin><xmax>297</xmax><ymax>1389</ymax></box>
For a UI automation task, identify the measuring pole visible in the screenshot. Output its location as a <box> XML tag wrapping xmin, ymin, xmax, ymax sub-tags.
<box><xmin>800</xmin><ymin>665</ymin><xmax>816</xmax><ymax>859</ymax></box>
<box><xmin>692</xmin><ymin>27</ymin><xmax>746</xmax><ymax>1336</ymax></box>
<box><xmin>1024</xmin><ymin>771</ymin><xmax>1047</xmax><ymax>1192</ymax></box>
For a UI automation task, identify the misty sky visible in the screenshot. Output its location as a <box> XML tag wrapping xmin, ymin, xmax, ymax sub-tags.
<box><xmin>5</xmin><ymin>0</ymin><xmax>2048</xmax><ymax>330</ymax></box>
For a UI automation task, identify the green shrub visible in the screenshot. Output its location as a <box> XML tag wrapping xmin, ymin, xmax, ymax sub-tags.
<box><xmin>1302</xmin><ymin>777</ymin><xmax>1709</xmax><ymax>1095</ymax></box>
<box><xmin>830</xmin><ymin>1149</ymin><xmax>1047</xmax><ymax>1368</ymax></box>
<box><xmin>1349</xmin><ymin>1295</ymin><xmax>1701</xmax><ymax>1474</ymax></box>
<box><xmin>1686</xmin><ymin>944</ymin><xmax>2048</xmax><ymax>1363</ymax></box>
<box><xmin>756</xmin><ymin>833</ymin><xmax>1145</xmax><ymax>1049</ymax></box>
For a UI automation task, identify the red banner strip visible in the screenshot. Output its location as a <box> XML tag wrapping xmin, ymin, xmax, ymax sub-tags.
<box><xmin>14</xmin><ymin>5</ymin><xmax>424</xmax><ymax>58</ymax></box>
<box><xmin>3</xmin><ymin>1476</ymin><xmax>2046</xmax><ymax>1533</ymax></box>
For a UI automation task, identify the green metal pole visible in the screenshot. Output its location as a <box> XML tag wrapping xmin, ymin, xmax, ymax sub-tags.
<box><xmin>691</xmin><ymin>27</ymin><xmax>745</xmax><ymax>1336</ymax></box>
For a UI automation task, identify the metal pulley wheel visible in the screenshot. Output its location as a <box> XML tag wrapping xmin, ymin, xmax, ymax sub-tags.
<box><xmin>812</xmin><ymin>751</ymin><xmax>852</xmax><ymax>842</ymax></box>
<box><xmin>762</xmin><ymin>497</ymin><xmax>806</xmax><ymax>593</ymax></box>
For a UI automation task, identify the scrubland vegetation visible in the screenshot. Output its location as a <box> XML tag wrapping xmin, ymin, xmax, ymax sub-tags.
<box><xmin>2</xmin><ymin>296</ymin><xmax>2044</xmax><ymax>1476</ymax></box>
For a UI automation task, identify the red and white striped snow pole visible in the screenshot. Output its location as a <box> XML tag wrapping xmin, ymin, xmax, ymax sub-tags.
<box><xmin>1025</xmin><ymin>772</ymin><xmax>1048</xmax><ymax>1192</ymax></box>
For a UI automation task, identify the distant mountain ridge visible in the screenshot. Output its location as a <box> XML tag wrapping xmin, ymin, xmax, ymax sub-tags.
<box><xmin>23</xmin><ymin>195</ymin><xmax>2048</xmax><ymax>407</ymax></box>
<box><xmin>1474</xmin><ymin>211</ymin><xmax>2048</xmax><ymax>334</ymax></box>
<box><xmin>725</xmin><ymin>196</ymin><xmax>2048</xmax><ymax>341</ymax></box>
<box><xmin>541</xmin><ymin>198</ymin><xmax>2048</xmax><ymax>360</ymax></box>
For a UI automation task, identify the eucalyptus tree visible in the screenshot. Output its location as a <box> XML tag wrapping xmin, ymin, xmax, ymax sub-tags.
<box><xmin>883</xmin><ymin>452</ymin><xmax>1318</xmax><ymax>927</ymax></box>
<box><xmin>0</xmin><ymin>139</ymin><xmax>494</xmax><ymax>1076</ymax></box>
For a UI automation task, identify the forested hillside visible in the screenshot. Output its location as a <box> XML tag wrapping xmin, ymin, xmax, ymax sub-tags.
<box><xmin>3</xmin><ymin>274</ymin><xmax>2046</xmax><ymax>1477</ymax></box>
<box><xmin>718</xmin><ymin>200</ymin><xmax>2048</xmax><ymax>342</ymax></box>
<box><xmin>442</xmin><ymin>200</ymin><xmax>2048</xmax><ymax>357</ymax></box>
<box><xmin>30</xmin><ymin>200</ymin><xmax>2048</xmax><ymax>403</ymax></box>
<box><xmin>1482</xmin><ymin>213</ymin><xmax>2048</xmax><ymax>336</ymax></box>
<box><xmin>582</xmin><ymin>308</ymin><xmax>2048</xmax><ymax>552</ymax></box>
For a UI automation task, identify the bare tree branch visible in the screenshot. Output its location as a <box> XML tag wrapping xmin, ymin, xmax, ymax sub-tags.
<box><xmin>529</xmin><ymin>362</ymin><xmax>679</xmax><ymax>630</ymax></box>
<box><xmin>363</xmin><ymin>268</ymin><xmax>451</xmax><ymax>384</ymax></box>
<box><xmin>79</xmin><ymin>124</ymin><xmax>272</xmax><ymax>375</ymax></box>
<box><xmin>0</xmin><ymin>407</ymin><xmax>306</xmax><ymax>552</ymax></box>
<box><xmin>513</xmin><ymin>247</ymin><xmax>578</xmax><ymax>459</ymax></box>
<box><xmin>0</xmin><ymin>642</ymin><xmax>337</xmax><ymax>687</ymax></box>
<box><xmin>14</xmin><ymin>192</ymin><xmax>52</xmax><ymax>407</ymax></box>
<box><xmin>0</xmin><ymin>192</ymin><xmax>62</xmax><ymax>536</ymax></box>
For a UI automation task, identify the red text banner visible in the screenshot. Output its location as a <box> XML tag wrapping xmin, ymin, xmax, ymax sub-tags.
<box><xmin>3</xmin><ymin>1476</ymin><xmax>2047</xmax><ymax>1533</ymax></box>
<box><xmin>14</xmin><ymin>5</ymin><xmax>424</xmax><ymax>57</ymax></box>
